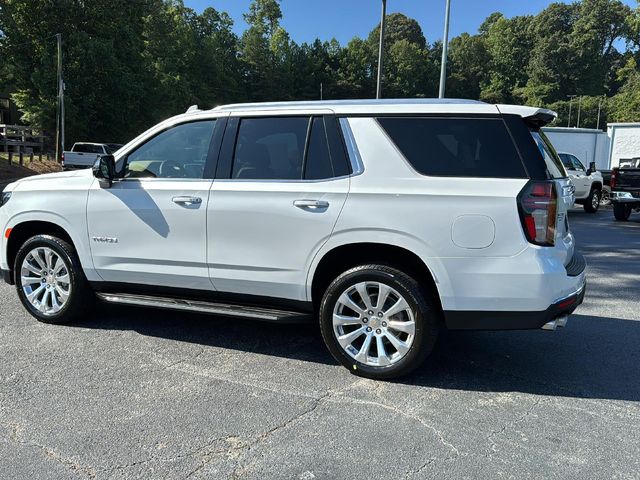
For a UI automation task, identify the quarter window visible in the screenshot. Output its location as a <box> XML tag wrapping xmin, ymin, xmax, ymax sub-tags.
<box><xmin>377</xmin><ymin>117</ymin><xmax>527</xmax><ymax>178</ymax></box>
<box><xmin>124</xmin><ymin>120</ymin><xmax>216</xmax><ymax>179</ymax></box>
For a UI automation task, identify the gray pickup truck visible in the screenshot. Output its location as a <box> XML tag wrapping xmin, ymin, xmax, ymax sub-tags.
<box><xmin>611</xmin><ymin>158</ymin><xmax>640</xmax><ymax>221</ymax></box>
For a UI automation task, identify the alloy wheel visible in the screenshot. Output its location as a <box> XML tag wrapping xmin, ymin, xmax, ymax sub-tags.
<box><xmin>332</xmin><ymin>281</ymin><xmax>415</xmax><ymax>367</ymax></box>
<box><xmin>20</xmin><ymin>247</ymin><xmax>71</xmax><ymax>316</ymax></box>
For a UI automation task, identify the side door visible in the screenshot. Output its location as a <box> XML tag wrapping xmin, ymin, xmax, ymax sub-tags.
<box><xmin>207</xmin><ymin>113</ymin><xmax>351</xmax><ymax>301</ymax></box>
<box><xmin>569</xmin><ymin>154</ymin><xmax>591</xmax><ymax>198</ymax></box>
<box><xmin>87</xmin><ymin>117</ymin><xmax>224</xmax><ymax>290</ymax></box>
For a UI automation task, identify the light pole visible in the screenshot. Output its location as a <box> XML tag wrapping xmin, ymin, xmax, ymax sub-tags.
<box><xmin>376</xmin><ymin>0</ymin><xmax>387</xmax><ymax>99</ymax></box>
<box><xmin>596</xmin><ymin>96</ymin><xmax>604</xmax><ymax>130</ymax></box>
<box><xmin>55</xmin><ymin>33</ymin><xmax>65</xmax><ymax>163</ymax></box>
<box><xmin>567</xmin><ymin>95</ymin><xmax>576</xmax><ymax>128</ymax></box>
<box><xmin>576</xmin><ymin>95</ymin><xmax>582</xmax><ymax>128</ymax></box>
<box><xmin>438</xmin><ymin>0</ymin><xmax>452</xmax><ymax>99</ymax></box>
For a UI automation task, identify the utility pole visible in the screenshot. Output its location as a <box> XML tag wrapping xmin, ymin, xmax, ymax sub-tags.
<box><xmin>576</xmin><ymin>95</ymin><xmax>582</xmax><ymax>128</ymax></box>
<box><xmin>55</xmin><ymin>33</ymin><xmax>65</xmax><ymax>163</ymax></box>
<box><xmin>438</xmin><ymin>0</ymin><xmax>452</xmax><ymax>99</ymax></box>
<box><xmin>320</xmin><ymin>82</ymin><xmax>323</xmax><ymax>101</ymax></box>
<box><xmin>567</xmin><ymin>95</ymin><xmax>576</xmax><ymax>128</ymax></box>
<box><xmin>596</xmin><ymin>96</ymin><xmax>604</xmax><ymax>130</ymax></box>
<box><xmin>376</xmin><ymin>0</ymin><xmax>387</xmax><ymax>99</ymax></box>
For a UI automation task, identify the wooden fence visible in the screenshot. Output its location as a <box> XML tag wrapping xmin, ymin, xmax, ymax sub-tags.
<box><xmin>0</xmin><ymin>124</ymin><xmax>49</xmax><ymax>165</ymax></box>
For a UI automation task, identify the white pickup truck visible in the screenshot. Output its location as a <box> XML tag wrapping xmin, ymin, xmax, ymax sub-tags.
<box><xmin>62</xmin><ymin>143</ymin><xmax>122</xmax><ymax>170</ymax></box>
<box><xmin>557</xmin><ymin>152</ymin><xmax>604</xmax><ymax>213</ymax></box>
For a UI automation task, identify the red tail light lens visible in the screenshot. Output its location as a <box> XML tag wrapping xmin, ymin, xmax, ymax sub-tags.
<box><xmin>610</xmin><ymin>168</ymin><xmax>617</xmax><ymax>189</ymax></box>
<box><xmin>518</xmin><ymin>181</ymin><xmax>557</xmax><ymax>246</ymax></box>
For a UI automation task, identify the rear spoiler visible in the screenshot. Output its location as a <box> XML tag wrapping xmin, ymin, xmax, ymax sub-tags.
<box><xmin>496</xmin><ymin>105</ymin><xmax>557</xmax><ymax>128</ymax></box>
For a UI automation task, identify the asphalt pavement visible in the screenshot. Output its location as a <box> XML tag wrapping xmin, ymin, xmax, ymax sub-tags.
<box><xmin>0</xmin><ymin>207</ymin><xmax>639</xmax><ymax>479</ymax></box>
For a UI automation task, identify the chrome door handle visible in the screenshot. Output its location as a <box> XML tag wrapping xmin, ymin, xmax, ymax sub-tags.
<box><xmin>172</xmin><ymin>196</ymin><xmax>202</xmax><ymax>206</ymax></box>
<box><xmin>293</xmin><ymin>199</ymin><xmax>329</xmax><ymax>210</ymax></box>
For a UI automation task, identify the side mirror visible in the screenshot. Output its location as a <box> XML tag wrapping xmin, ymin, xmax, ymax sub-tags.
<box><xmin>93</xmin><ymin>154</ymin><xmax>116</xmax><ymax>188</ymax></box>
<box><xmin>587</xmin><ymin>161</ymin><xmax>596</xmax><ymax>175</ymax></box>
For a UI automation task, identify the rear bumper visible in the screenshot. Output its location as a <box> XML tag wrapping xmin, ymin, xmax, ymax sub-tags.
<box><xmin>611</xmin><ymin>191</ymin><xmax>640</xmax><ymax>206</ymax></box>
<box><xmin>443</xmin><ymin>251</ymin><xmax>587</xmax><ymax>331</ymax></box>
<box><xmin>444</xmin><ymin>279</ymin><xmax>586</xmax><ymax>330</ymax></box>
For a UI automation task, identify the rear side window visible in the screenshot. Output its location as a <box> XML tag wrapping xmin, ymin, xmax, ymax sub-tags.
<box><xmin>233</xmin><ymin>117</ymin><xmax>308</xmax><ymax>180</ymax></box>
<box><xmin>231</xmin><ymin>116</ymin><xmax>339</xmax><ymax>180</ymax></box>
<box><xmin>377</xmin><ymin>117</ymin><xmax>526</xmax><ymax>178</ymax></box>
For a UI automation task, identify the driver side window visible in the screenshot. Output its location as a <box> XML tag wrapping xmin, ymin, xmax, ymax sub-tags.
<box><xmin>570</xmin><ymin>155</ymin><xmax>585</xmax><ymax>172</ymax></box>
<box><xmin>124</xmin><ymin>120</ymin><xmax>216</xmax><ymax>179</ymax></box>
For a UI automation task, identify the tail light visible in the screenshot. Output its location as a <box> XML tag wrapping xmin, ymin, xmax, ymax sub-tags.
<box><xmin>518</xmin><ymin>181</ymin><xmax>557</xmax><ymax>246</ymax></box>
<box><xmin>61</xmin><ymin>151</ymin><xmax>65</xmax><ymax>166</ymax></box>
<box><xmin>610</xmin><ymin>168</ymin><xmax>617</xmax><ymax>189</ymax></box>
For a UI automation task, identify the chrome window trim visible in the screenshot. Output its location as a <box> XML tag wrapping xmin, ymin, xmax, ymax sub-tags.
<box><xmin>212</xmin><ymin>175</ymin><xmax>350</xmax><ymax>185</ymax></box>
<box><xmin>338</xmin><ymin>118</ymin><xmax>364</xmax><ymax>176</ymax></box>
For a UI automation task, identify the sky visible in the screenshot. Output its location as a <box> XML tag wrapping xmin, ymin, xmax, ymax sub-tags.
<box><xmin>185</xmin><ymin>0</ymin><xmax>637</xmax><ymax>45</ymax></box>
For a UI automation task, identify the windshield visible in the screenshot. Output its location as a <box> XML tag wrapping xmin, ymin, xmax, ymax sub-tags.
<box><xmin>530</xmin><ymin>130</ymin><xmax>567</xmax><ymax>179</ymax></box>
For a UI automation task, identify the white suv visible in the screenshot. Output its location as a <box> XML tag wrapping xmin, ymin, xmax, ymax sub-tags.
<box><xmin>0</xmin><ymin>100</ymin><xmax>586</xmax><ymax>379</ymax></box>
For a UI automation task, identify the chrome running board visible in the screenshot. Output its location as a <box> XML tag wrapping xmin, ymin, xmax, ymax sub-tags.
<box><xmin>96</xmin><ymin>292</ymin><xmax>312</xmax><ymax>323</ymax></box>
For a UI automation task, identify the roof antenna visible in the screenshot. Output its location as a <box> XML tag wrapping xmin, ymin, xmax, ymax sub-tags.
<box><xmin>186</xmin><ymin>105</ymin><xmax>199</xmax><ymax>113</ymax></box>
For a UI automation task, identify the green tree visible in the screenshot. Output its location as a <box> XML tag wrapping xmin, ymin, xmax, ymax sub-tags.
<box><xmin>367</xmin><ymin>13</ymin><xmax>427</xmax><ymax>50</ymax></box>
<box><xmin>240</xmin><ymin>0</ymin><xmax>293</xmax><ymax>101</ymax></box>
<box><xmin>447</xmin><ymin>33</ymin><xmax>490</xmax><ymax>99</ymax></box>
<box><xmin>481</xmin><ymin>15</ymin><xmax>534</xmax><ymax>103</ymax></box>
<box><xmin>519</xmin><ymin>3</ymin><xmax>578</xmax><ymax>105</ymax></box>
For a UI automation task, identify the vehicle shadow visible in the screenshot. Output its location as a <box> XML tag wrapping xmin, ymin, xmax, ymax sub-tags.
<box><xmin>408</xmin><ymin>314</ymin><xmax>640</xmax><ymax>402</ymax></box>
<box><xmin>75</xmin><ymin>307</ymin><xmax>640</xmax><ymax>402</ymax></box>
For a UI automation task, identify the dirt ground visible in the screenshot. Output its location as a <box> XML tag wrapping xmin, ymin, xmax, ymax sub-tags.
<box><xmin>0</xmin><ymin>153</ymin><xmax>62</xmax><ymax>185</ymax></box>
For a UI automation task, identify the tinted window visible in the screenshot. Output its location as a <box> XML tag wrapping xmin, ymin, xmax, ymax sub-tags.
<box><xmin>74</xmin><ymin>144</ymin><xmax>104</xmax><ymax>154</ymax></box>
<box><xmin>233</xmin><ymin>117</ymin><xmax>308</xmax><ymax>180</ymax></box>
<box><xmin>377</xmin><ymin>117</ymin><xmax>526</xmax><ymax>178</ymax></box>
<box><xmin>305</xmin><ymin>117</ymin><xmax>334</xmax><ymax>180</ymax></box>
<box><xmin>124</xmin><ymin>120</ymin><xmax>215</xmax><ymax>179</ymax></box>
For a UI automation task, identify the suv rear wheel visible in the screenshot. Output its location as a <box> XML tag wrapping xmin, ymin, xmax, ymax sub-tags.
<box><xmin>319</xmin><ymin>265</ymin><xmax>439</xmax><ymax>379</ymax></box>
<box><xmin>14</xmin><ymin>235</ymin><xmax>93</xmax><ymax>324</ymax></box>
<box><xmin>583</xmin><ymin>187</ymin><xmax>601</xmax><ymax>213</ymax></box>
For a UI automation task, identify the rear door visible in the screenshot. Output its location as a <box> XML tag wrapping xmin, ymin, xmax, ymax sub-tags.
<box><xmin>207</xmin><ymin>112</ymin><xmax>350</xmax><ymax>301</ymax></box>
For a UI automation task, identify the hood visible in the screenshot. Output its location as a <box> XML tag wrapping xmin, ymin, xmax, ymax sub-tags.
<box><xmin>4</xmin><ymin>168</ymin><xmax>93</xmax><ymax>191</ymax></box>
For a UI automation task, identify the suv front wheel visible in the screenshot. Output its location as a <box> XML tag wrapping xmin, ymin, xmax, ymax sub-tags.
<box><xmin>14</xmin><ymin>235</ymin><xmax>92</xmax><ymax>324</ymax></box>
<box><xmin>583</xmin><ymin>187</ymin><xmax>601</xmax><ymax>213</ymax></box>
<box><xmin>319</xmin><ymin>265</ymin><xmax>439</xmax><ymax>380</ymax></box>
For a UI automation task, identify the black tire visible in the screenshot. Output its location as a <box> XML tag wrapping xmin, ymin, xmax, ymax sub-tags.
<box><xmin>319</xmin><ymin>265</ymin><xmax>439</xmax><ymax>380</ymax></box>
<box><xmin>613</xmin><ymin>203</ymin><xmax>632</xmax><ymax>221</ymax></box>
<box><xmin>583</xmin><ymin>188</ymin><xmax>601</xmax><ymax>213</ymax></box>
<box><xmin>14</xmin><ymin>234</ymin><xmax>93</xmax><ymax>324</ymax></box>
<box><xmin>601</xmin><ymin>186</ymin><xmax>611</xmax><ymax>206</ymax></box>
